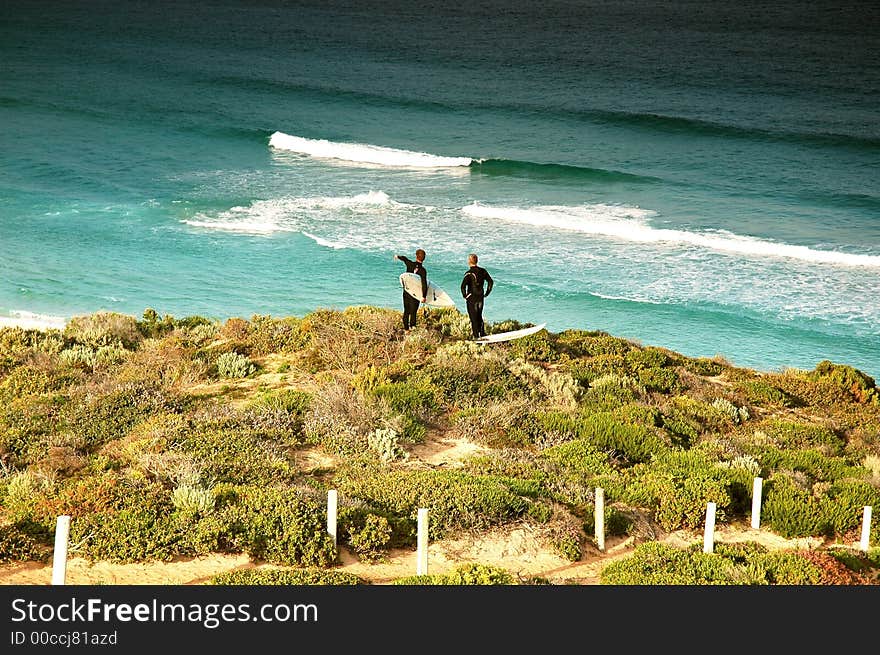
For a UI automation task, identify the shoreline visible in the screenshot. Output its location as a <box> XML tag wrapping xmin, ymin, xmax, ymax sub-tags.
<box><xmin>0</xmin><ymin>312</ymin><xmax>67</xmax><ymax>331</ymax></box>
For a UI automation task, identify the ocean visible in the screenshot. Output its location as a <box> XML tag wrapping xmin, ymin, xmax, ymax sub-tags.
<box><xmin>1</xmin><ymin>0</ymin><xmax>878</xmax><ymax>378</ymax></box>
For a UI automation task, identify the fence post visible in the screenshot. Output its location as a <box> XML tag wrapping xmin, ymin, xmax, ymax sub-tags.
<box><xmin>51</xmin><ymin>515</ymin><xmax>71</xmax><ymax>586</ymax></box>
<box><xmin>751</xmin><ymin>477</ymin><xmax>763</xmax><ymax>529</ymax></box>
<box><xmin>595</xmin><ymin>487</ymin><xmax>605</xmax><ymax>552</ymax></box>
<box><xmin>417</xmin><ymin>508</ymin><xmax>429</xmax><ymax>576</ymax></box>
<box><xmin>860</xmin><ymin>506</ymin><xmax>872</xmax><ymax>553</ymax></box>
<box><xmin>703</xmin><ymin>502</ymin><xmax>716</xmax><ymax>554</ymax></box>
<box><xmin>327</xmin><ymin>490</ymin><xmax>338</xmax><ymax>551</ymax></box>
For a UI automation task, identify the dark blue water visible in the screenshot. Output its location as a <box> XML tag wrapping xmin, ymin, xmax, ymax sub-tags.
<box><xmin>1</xmin><ymin>0</ymin><xmax>878</xmax><ymax>377</ymax></box>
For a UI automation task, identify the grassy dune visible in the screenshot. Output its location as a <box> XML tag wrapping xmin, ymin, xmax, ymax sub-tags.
<box><xmin>1</xmin><ymin>306</ymin><xmax>879</xmax><ymax>585</ymax></box>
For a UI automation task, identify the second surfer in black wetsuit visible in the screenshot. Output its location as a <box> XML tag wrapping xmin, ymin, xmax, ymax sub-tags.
<box><xmin>394</xmin><ymin>249</ymin><xmax>427</xmax><ymax>330</ymax></box>
<box><xmin>460</xmin><ymin>252</ymin><xmax>493</xmax><ymax>339</ymax></box>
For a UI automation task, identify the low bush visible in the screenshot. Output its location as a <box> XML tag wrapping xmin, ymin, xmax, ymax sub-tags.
<box><xmin>0</xmin><ymin>524</ymin><xmax>52</xmax><ymax>563</ymax></box>
<box><xmin>757</xmin><ymin>419</ymin><xmax>845</xmax><ymax>455</ymax></box>
<box><xmin>216</xmin><ymin>351</ymin><xmax>256</xmax><ymax>378</ymax></box>
<box><xmin>209</xmin><ymin>568</ymin><xmax>362</xmax><ymax>585</ymax></box>
<box><xmin>172</xmin><ymin>427</ymin><xmax>296</xmax><ymax>485</ymax></box>
<box><xmin>762</xmin><ymin>476</ymin><xmax>828</xmax><ymax>538</ymax></box>
<box><xmin>394</xmin><ymin>563</ymin><xmax>516</xmax><ymax>585</ymax></box>
<box><xmin>599</xmin><ymin>541</ymin><xmax>739</xmax><ymax>585</ymax></box>
<box><xmin>335</xmin><ymin>467</ymin><xmax>531</xmax><ymax>540</ymax></box>
<box><xmin>813</xmin><ymin>361</ymin><xmax>879</xmax><ymax>405</ymax></box>
<box><xmin>736</xmin><ymin>379</ymin><xmax>800</xmax><ymax>408</ymax></box>
<box><xmin>64</xmin><ymin>312</ymin><xmax>142</xmax><ymax>350</ymax></box>
<box><xmin>683</xmin><ymin>358</ymin><xmax>725</xmax><ymax>377</ymax></box>
<box><xmin>208</xmin><ymin>485</ymin><xmax>338</xmax><ymax>567</ymax></box>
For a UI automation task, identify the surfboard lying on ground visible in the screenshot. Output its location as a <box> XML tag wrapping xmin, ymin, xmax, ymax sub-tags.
<box><xmin>399</xmin><ymin>272</ymin><xmax>456</xmax><ymax>308</ymax></box>
<box><xmin>475</xmin><ymin>322</ymin><xmax>547</xmax><ymax>343</ymax></box>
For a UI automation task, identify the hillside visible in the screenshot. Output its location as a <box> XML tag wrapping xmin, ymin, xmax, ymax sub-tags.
<box><xmin>1</xmin><ymin>306</ymin><xmax>879</xmax><ymax>585</ymax></box>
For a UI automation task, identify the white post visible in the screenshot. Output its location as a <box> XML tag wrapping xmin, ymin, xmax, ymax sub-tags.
<box><xmin>751</xmin><ymin>477</ymin><xmax>763</xmax><ymax>530</ymax></box>
<box><xmin>703</xmin><ymin>502</ymin><xmax>716</xmax><ymax>554</ymax></box>
<box><xmin>859</xmin><ymin>506</ymin><xmax>872</xmax><ymax>553</ymax></box>
<box><xmin>595</xmin><ymin>487</ymin><xmax>605</xmax><ymax>552</ymax></box>
<box><xmin>416</xmin><ymin>508</ymin><xmax>429</xmax><ymax>576</ymax></box>
<box><xmin>327</xmin><ymin>490</ymin><xmax>338</xmax><ymax>551</ymax></box>
<box><xmin>51</xmin><ymin>515</ymin><xmax>71</xmax><ymax>586</ymax></box>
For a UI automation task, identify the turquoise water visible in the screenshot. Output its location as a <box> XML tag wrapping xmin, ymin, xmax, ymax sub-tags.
<box><xmin>1</xmin><ymin>0</ymin><xmax>878</xmax><ymax>377</ymax></box>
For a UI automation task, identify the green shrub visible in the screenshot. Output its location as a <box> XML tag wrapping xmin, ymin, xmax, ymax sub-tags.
<box><xmin>59</xmin><ymin>345</ymin><xmax>97</xmax><ymax>370</ymax></box>
<box><xmin>351</xmin><ymin>364</ymin><xmax>391</xmax><ymax>394</ymax></box>
<box><xmin>566</xmin><ymin>355</ymin><xmax>628</xmax><ymax>387</ymax></box>
<box><xmin>582</xmin><ymin>335</ymin><xmax>634</xmax><ymax>357</ymax></box>
<box><xmin>69</xmin><ymin>482</ymin><xmax>190</xmax><ymax>563</ymax></box>
<box><xmin>666</xmin><ymin>395</ymin><xmax>736</xmax><ymax>433</ymax></box>
<box><xmin>754</xmin><ymin>446</ymin><xmax>866</xmax><ymax>484</ymax></box>
<box><xmin>736</xmin><ymin>380</ymin><xmax>799</xmax><ymax>408</ymax></box>
<box><xmin>541</xmin><ymin>439</ymin><xmax>614</xmax><ymax>477</ymax></box>
<box><xmin>335</xmin><ymin>468</ymin><xmax>531</xmax><ymax>540</ymax></box>
<box><xmin>581</xmin><ymin>373</ymin><xmax>643</xmax><ymax>411</ymax></box>
<box><xmin>241</xmin><ymin>389</ymin><xmax>311</xmax><ymax>443</ymax></box>
<box><xmin>613</xmin><ymin>450</ymin><xmax>738</xmax><ymax>531</ymax></box>
<box><xmin>762</xmin><ymin>476</ymin><xmax>828</xmax><ymax>538</ymax></box>
<box><xmin>599</xmin><ymin>542</ymin><xmax>738</xmax><ymax>585</ymax></box>
<box><xmin>712</xmin><ymin>397</ymin><xmax>750</xmax><ymax>424</ymax></box>
<box><xmin>395</xmin><ymin>563</ymin><xmax>516</xmax><ymax>585</ymax></box>
<box><xmin>755</xmin><ymin>551</ymin><xmax>823</xmax><ymax>584</ymax></box>
<box><xmin>367</xmin><ymin>428</ymin><xmax>407</xmax><ymax>464</ymax></box>
<box><xmin>625</xmin><ymin>347</ymin><xmax>672</xmax><ymax>371</ymax></box>
<box><xmin>171</xmin><ymin>484</ymin><xmax>215</xmax><ymax>516</ymax></box>
<box><xmin>661</xmin><ymin>414</ymin><xmax>701</xmax><ymax>447</ymax></box>
<box><xmin>64</xmin><ymin>311</ymin><xmax>142</xmax><ymax>350</ymax></box>
<box><xmin>756</xmin><ymin>419</ymin><xmax>845</xmax><ymax>455</ymax></box>
<box><xmin>813</xmin><ymin>361</ymin><xmax>879</xmax><ymax>405</ymax></box>
<box><xmin>209</xmin><ymin>485</ymin><xmax>337</xmax><ymax>567</ymax></box>
<box><xmin>0</xmin><ymin>524</ymin><xmax>52</xmax><ymax>563</ymax></box>
<box><xmin>548</xmin><ymin>522</ymin><xmax>582</xmax><ymax>562</ymax></box>
<box><xmin>2</xmin><ymin>471</ymin><xmax>56</xmax><ymax>523</ymax></box>
<box><xmin>210</xmin><ymin>568</ymin><xmax>362</xmax><ymax>585</ymax></box>
<box><xmin>637</xmin><ymin>367</ymin><xmax>681</xmax><ymax>393</ymax></box>
<box><xmin>0</xmin><ymin>365</ymin><xmax>57</xmax><ymax>401</ymax></box>
<box><xmin>372</xmin><ymin>380</ymin><xmax>438</xmax><ymax>417</ymax></box>
<box><xmin>66</xmin><ymin>382</ymin><xmax>180</xmax><ymax>451</ymax></box>
<box><xmin>347</xmin><ymin>513</ymin><xmax>393</xmax><ymax>562</ymax></box>
<box><xmin>819</xmin><ymin>479</ymin><xmax>880</xmax><ymax>538</ymax></box>
<box><xmin>246</xmin><ymin>314</ymin><xmax>309</xmax><ymax>355</ymax></box>
<box><xmin>173</xmin><ymin>427</ymin><xmax>296</xmax><ymax>485</ymax></box>
<box><xmin>582</xmin><ymin>505</ymin><xmax>633</xmax><ymax>538</ymax></box>
<box><xmin>684</xmin><ymin>358</ymin><xmax>725</xmax><ymax>376</ymax></box>
<box><xmin>216</xmin><ymin>351</ymin><xmax>256</xmax><ymax>378</ymax></box>
<box><xmin>575</xmin><ymin>412</ymin><xmax>667</xmax><ymax>464</ymax></box>
<box><xmin>507</xmin><ymin>330</ymin><xmax>555</xmax><ymax>362</ymax></box>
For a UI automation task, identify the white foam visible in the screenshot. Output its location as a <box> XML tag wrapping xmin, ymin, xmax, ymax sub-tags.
<box><xmin>181</xmin><ymin>192</ymin><xmax>407</xmax><ymax>236</ymax></box>
<box><xmin>589</xmin><ymin>291</ymin><xmax>664</xmax><ymax>305</ymax></box>
<box><xmin>461</xmin><ymin>202</ymin><xmax>880</xmax><ymax>268</ymax></box>
<box><xmin>302</xmin><ymin>232</ymin><xmax>346</xmax><ymax>249</ymax></box>
<box><xmin>269</xmin><ymin>131</ymin><xmax>473</xmax><ymax>168</ymax></box>
<box><xmin>0</xmin><ymin>310</ymin><xmax>67</xmax><ymax>331</ymax></box>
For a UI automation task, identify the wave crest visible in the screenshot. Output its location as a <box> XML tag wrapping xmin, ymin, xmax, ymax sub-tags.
<box><xmin>269</xmin><ymin>132</ymin><xmax>472</xmax><ymax>168</ymax></box>
<box><xmin>461</xmin><ymin>202</ymin><xmax>880</xmax><ymax>268</ymax></box>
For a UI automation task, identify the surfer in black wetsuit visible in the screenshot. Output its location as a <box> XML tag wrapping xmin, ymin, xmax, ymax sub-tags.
<box><xmin>460</xmin><ymin>253</ymin><xmax>493</xmax><ymax>339</ymax></box>
<box><xmin>394</xmin><ymin>249</ymin><xmax>427</xmax><ymax>330</ymax></box>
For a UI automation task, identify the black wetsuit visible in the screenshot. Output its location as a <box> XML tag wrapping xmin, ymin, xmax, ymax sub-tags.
<box><xmin>397</xmin><ymin>255</ymin><xmax>427</xmax><ymax>329</ymax></box>
<box><xmin>460</xmin><ymin>265</ymin><xmax>493</xmax><ymax>338</ymax></box>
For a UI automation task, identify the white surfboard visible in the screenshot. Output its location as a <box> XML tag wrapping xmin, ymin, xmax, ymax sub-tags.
<box><xmin>475</xmin><ymin>323</ymin><xmax>547</xmax><ymax>343</ymax></box>
<box><xmin>399</xmin><ymin>272</ymin><xmax>456</xmax><ymax>308</ymax></box>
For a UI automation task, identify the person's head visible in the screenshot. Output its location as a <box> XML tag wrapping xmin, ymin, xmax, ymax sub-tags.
<box><xmin>468</xmin><ymin>253</ymin><xmax>478</xmax><ymax>266</ymax></box>
<box><xmin>415</xmin><ymin>249</ymin><xmax>426</xmax><ymax>262</ymax></box>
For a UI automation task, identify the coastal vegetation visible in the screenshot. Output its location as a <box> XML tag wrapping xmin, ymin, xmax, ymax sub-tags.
<box><xmin>1</xmin><ymin>307</ymin><xmax>879</xmax><ymax>585</ymax></box>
